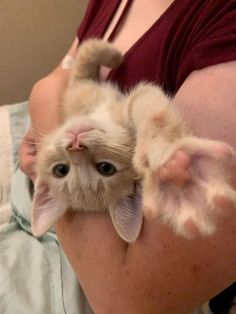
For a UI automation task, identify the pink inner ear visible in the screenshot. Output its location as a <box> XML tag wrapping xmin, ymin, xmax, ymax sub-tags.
<box><xmin>31</xmin><ymin>181</ymin><xmax>66</xmax><ymax>237</ymax></box>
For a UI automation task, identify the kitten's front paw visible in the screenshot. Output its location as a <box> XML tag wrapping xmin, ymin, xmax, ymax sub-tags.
<box><xmin>139</xmin><ymin>137</ymin><xmax>236</xmax><ymax>238</ymax></box>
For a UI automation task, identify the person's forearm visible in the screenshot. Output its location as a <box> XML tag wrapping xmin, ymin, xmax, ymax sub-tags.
<box><xmin>57</xmin><ymin>199</ymin><xmax>236</xmax><ymax>314</ymax></box>
<box><xmin>29</xmin><ymin>72</ymin><xmax>69</xmax><ymax>138</ymax></box>
<box><xmin>56</xmin><ymin>61</ymin><xmax>236</xmax><ymax>314</ymax></box>
<box><xmin>28</xmin><ymin>38</ymin><xmax>79</xmax><ymax>142</ymax></box>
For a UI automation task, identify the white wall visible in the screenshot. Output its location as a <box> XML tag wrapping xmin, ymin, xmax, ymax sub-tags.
<box><xmin>0</xmin><ymin>0</ymin><xmax>87</xmax><ymax>104</ymax></box>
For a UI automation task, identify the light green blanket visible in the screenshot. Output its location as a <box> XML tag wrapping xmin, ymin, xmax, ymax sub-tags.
<box><xmin>0</xmin><ymin>102</ymin><xmax>92</xmax><ymax>314</ymax></box>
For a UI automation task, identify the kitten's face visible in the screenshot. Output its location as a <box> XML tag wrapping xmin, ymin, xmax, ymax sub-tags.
<box><xmin>36</xmin><ymin>115</ymin><xmax>136</xmax><ymax>212</ymax></box>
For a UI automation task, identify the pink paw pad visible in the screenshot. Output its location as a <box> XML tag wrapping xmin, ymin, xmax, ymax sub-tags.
<box><xmin>183</xmin><ymin>219</ymin><xmax>201</xmax><ymax>238</ymax></box>
<box><xmin>151</xmin><ymin>111</ymin><xmax>167</xmax><ymax>126</ymax></box>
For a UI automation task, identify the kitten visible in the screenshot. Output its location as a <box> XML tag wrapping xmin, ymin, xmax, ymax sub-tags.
<box><xmin>31</xmin><ymin>39</ymin><xmax>236</xmax><ymax>242</ymax></box>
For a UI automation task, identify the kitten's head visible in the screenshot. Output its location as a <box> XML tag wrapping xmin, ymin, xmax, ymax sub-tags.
<box><xmin>32</xmin><ymin>114</ymin><xmax>142</xmax><ymax>242</ymax></box>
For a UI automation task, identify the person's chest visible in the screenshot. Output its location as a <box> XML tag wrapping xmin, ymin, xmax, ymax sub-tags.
<box><xmin>78</xmin><ymin>0</ymin><xmax>212</xmax><ymax>94</ymax></box>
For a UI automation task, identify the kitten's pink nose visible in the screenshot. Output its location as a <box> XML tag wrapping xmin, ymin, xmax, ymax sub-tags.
<box><xmin>66</xmin><ymin>132</ymin><xmax>89</xmax><ymax>152</ymax></box>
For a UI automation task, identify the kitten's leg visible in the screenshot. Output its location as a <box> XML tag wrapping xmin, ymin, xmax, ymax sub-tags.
<box><xmin>127</xmin><ymin>85</ymin><xmax>236</xmax><ymax>237</ymax></box>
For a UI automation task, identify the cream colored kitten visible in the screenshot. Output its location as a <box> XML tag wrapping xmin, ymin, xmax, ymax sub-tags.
<box><xmin>32</xmin><ymin>39</ymin><xmax>236</xmax><ymax>242</ymax></box>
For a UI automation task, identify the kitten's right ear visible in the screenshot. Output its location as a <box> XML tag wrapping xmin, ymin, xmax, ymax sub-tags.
<box><xmin>31</xmin><ymin>179</ymin><xmax>66</xmax><ymax>237</ymax></box>
<box><xmin>109</xmin><ymin>186</ymin><xmax>143</xmax><ymax>243</ymax></box>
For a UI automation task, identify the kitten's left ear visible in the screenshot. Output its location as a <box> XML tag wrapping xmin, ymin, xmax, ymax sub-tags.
<box><xmin>31</xmin><ymin>179</ymin><xmax>66</xmax><ymax>237</ymax></box>
<box><xmin>109</xmin><ymin>186</ymin><xmax>143</xmax><ymax>243</ymax></box>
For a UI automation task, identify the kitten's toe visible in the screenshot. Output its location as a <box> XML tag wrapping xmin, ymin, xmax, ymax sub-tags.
<box><xmin>177</xmin><ymin>216</ymin><xmax>217</xmax><ymax>238</ymax></box>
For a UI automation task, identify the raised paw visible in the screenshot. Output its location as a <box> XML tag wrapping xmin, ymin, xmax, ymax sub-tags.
<box><xmin>140</xmin><ymin>136</ymin><xmax>236</xmax><ymax>238</ymax></box>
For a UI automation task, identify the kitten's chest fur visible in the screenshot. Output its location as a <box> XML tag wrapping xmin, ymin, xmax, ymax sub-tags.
<box><xmin>62</xmin><ymin>80</ymin><xmax>126</xmax><ymax>125</ymax></box>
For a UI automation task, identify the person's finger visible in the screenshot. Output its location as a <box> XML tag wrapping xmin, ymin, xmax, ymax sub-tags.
<box><xmin>19</xmin><ymin>146</ymin><xmax>36</xmax><ymax>181</ymax></box>
<box><xmin>19</xmin><ymin>129</ymin><xmax>37</xmax><ymax>181</ymax></box>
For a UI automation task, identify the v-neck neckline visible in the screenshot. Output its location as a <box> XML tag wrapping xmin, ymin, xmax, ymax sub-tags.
<box><xmin>104</xmin><ymin>0</ymin><xmax>179</xmax><ymax>80</ymax></box>
<box><xmin>106</xmin><ymin>0</ymin><xmax>134</xmax><ymax>42</ymax></box>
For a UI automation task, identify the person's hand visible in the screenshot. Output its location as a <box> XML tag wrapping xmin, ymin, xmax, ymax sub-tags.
<box><xmin>19</xmin><ymin>127</ymin><xmax>37</xmax><ymax>182</ymax></box>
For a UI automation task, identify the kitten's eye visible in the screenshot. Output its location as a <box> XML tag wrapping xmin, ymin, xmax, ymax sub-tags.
<box><xmin>96</xmin><ymin>162</ymin><xmax>117</xmax><ymax>176</ymax></box>
<box><xmin>53</xmin><ymin>164</ymin><xmax>70</xmax><ymax>178</ymax></box>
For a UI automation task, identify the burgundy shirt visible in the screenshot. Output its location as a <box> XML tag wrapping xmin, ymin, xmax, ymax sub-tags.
<box><xmin>77</xmin><ymin>0</ymin><xmax>236</xmax><ymax>95</ymax></box>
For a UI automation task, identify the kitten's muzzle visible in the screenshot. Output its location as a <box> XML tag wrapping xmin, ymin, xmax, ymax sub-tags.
<box><xmin>66</xmin><ymin>131</ymin><xmax>91</xmax><ymax>152</ymax></box>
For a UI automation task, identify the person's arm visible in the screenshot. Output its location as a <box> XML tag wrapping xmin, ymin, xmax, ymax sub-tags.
<box><xmin>29</xmin><ymin>37</ymin><xmax>79</xmax><ymax>135</ymax></box>
<box><xmin>19</xmin><ymin>38</ymin><xmax>78</xmax><ymax>178</ymax></box>
<box><xmin>55</xmin><ymin>61</ymin><xmax>236</xmax><ymax>314</ymax></box>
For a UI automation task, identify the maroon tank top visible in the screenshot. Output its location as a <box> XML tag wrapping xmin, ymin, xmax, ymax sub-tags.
<box><xmin>77</xmin><ymin>0</ymin><xmax>236</xmax><ymax>95</ymax></box>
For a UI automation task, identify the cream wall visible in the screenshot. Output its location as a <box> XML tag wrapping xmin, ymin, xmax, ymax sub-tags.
<box><xmin>0</xmin><ymin>0</ymin><xmax>88</xmax><ymax>105</ymax></box>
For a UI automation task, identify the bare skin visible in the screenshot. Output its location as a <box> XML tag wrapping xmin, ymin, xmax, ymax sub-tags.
<box><xmin>55</xmin><ymin>62</ymin><xmax>236</xmax><ymax>314</ymax></box>
<box><xmin>19</xmin><ymin>1</ymin><xmax>236</xmax><ymax>313</ymax></box>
